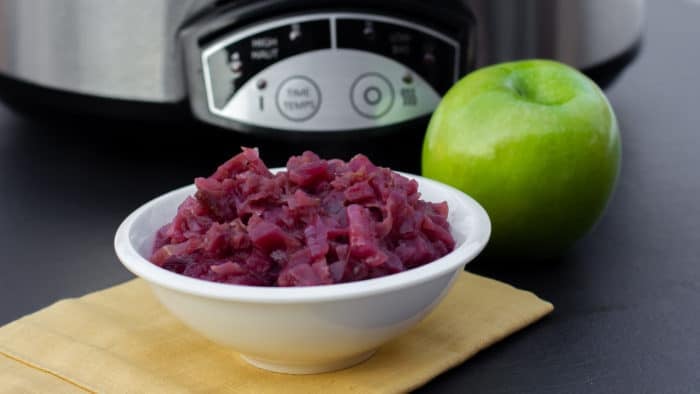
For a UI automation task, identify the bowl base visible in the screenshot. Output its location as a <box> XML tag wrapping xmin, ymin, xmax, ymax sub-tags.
<box><xmin>241</xmin><ymin>350</ymin><xmax>377</xmax><ymax>374</ymax></box>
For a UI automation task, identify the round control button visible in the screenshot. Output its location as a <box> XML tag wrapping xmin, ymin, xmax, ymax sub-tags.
<box><xmin>351</xmin><ymin>73</ymin><xmax>395</xmax><ymax>119</ymax></box>
<box><xmin>364</xmin><ymin>86</ymin><xmax>382</xmax><ymax>105</ymax></box>
<box><xmin>276</xmin><ymin>76</ymin><xmax>321</xmax><ymax>121</ymax></box>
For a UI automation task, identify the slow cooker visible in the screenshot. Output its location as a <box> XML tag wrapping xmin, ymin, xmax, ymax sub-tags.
<box><xmin>0</xmin><ymin>0</ymin><xmax>644</xmax><ymax>168</ymax></box>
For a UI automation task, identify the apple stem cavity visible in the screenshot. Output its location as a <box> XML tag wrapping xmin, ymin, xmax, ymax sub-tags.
<box><xmin>505</xmin><ymin>67</ymin><xmax>578</xmax><ymax>106</ymax></box>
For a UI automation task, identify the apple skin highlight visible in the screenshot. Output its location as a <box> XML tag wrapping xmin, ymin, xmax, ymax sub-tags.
<box><xmin>422</xmin><ymin>59</ymin><xmax>621</xmax><ymax>259</ymax></box>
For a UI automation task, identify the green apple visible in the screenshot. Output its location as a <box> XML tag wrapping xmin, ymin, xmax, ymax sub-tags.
<box><xmin>422</xmin><ymin>59</ymin><xmax>621</xmax><ymax>259</ymax></box>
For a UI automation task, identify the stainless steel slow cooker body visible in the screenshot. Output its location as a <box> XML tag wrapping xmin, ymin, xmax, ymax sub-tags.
<box><xmin>0</xmin><ymin>0</ymin><xmax>644</xmax><ymax>134</ymax></box>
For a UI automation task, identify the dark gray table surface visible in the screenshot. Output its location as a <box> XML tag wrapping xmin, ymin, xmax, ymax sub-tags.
<box><xmin>2</xmin><ymin>1</ymin><xmax>700</xmax><ymax>392</ymax></box>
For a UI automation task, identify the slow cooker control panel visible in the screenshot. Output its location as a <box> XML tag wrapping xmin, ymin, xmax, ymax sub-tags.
<box><xmin>198</xmin><ymin>13</ymin><xmax>460</xmax><ymax>132</ymax></box>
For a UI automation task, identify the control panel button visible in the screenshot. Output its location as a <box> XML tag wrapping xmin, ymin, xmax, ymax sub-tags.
<box><xmin>276</xmin><ymin>76</ymin><xmax>321</xmax><ymax>121</ymax></box>
<box><xmin>351</xmin><ymin>73</ymin><xmax>394</xmax><ymax>119</ymax></box>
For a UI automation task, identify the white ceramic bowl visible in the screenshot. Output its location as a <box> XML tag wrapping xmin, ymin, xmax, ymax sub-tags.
<box><xmin>114</xmin><ymin>171</ymin><xmax>490</xmax><ymax>374</ymax></box>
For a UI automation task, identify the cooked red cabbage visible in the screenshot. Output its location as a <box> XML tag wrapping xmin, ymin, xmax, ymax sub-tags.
<box><xmin>150</xmin><ymin>148</ymin><xmax>455</xmax><ymax>286</ymax></box>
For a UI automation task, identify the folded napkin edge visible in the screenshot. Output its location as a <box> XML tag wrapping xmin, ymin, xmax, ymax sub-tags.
<box><xmin>0</xmin><ymin>348</ymin><xmax>94</xmax><ymax>393</ymax></box>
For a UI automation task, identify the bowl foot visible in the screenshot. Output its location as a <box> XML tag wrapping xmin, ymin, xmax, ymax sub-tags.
<box><xmin>241</xmin><ymin>350</ymin><xmax>377</xmax><ymax>374</ymax></box>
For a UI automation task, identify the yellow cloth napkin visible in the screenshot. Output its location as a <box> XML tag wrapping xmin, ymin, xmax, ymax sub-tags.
<box><xmin>0</xmin><ymin>272</ymin><xmax>552</xmax><ymax>393</ymax></box>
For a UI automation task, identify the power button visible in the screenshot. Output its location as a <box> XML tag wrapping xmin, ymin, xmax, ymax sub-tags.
<box><xmin>350</xmin><ymin>73</ymin><xmax>395</xmax><ymax>119</ymax></box>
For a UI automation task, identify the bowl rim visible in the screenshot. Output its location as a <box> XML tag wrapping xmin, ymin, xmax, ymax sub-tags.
<box><xmin>114</xmin><ymin>171</ymin><xmax>491</xmax><ymax>304</ymax></box>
